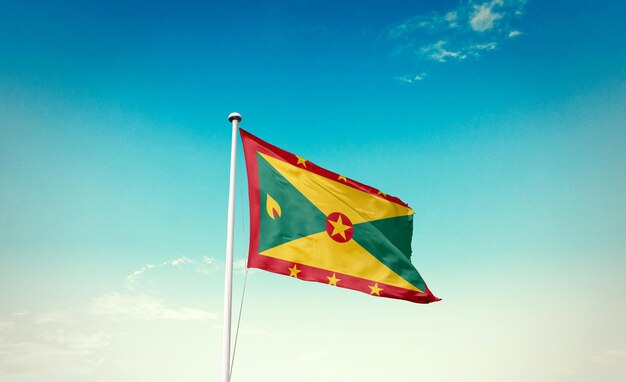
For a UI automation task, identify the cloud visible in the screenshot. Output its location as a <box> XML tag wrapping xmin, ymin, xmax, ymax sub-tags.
<box><xmin>233</xmin><ymin>258</ymin><xmax>257</xmax><ymax>275</ymax></box>
<box><xmin>471</xmin><ymin>42</ymin><xmax>498</xmax><ymax>51</ymax></box>
<box><xmin>418</xmin><ymin>40</ymin><xmax>498</xmax><ymax>63</ymax></box>
<box><xmin>198</xmin><ymin>255</ymin><xmax>221</xmax><ymax>274</ymax></box>
<box><xmin>508</xmin><ymin>30</ymin><xmax>522</xmax><ymax>37</ymax></box>
<box><xmin>387</xmin><ymin>12</ymin><xmax>456</xmax><ymax>41</ymax></box>
<box><xmin>127</xmin><ymin>263</ymin><xmax>158</xmax><ymax>284</ymax></box>
<box><xmin>88</xmin><ymin>292</ymin><xmax>215</xmax><ymax>321</ymax></box>
<box><xmin>470</xmin><ymin>0</ymin><xmax>504</xmax><ymax>32</ymax></box>
<box><xmin>0</xmin><ymin>319</ymin><xmax>109</xmax><ymax>377</ymax></box>
<box><xmin>0</xmin><ymin>256</ymin><xmax>219</xmax><ymax>378</ymax></box>
<box><xmin>421</xmin><ymin>40</ymin><xmax>466</xmax><ymax>62</ymax></box>
<box><xmin>170</xmin><ymin>257</ymin><xmax>193</xmax><ymax>266</ymax></box>
<box><xmin>386</xmin><ymin>0</ymin><xmax>526</xmax><ymax>74</ymax></box>
<box><xmin>234</xmin><ymin>258</ymin><xmax>247</xmax><ymax>270</ymax></box>
<box><xmin>445</xmin><ymin>11</ymin><xmax>459</xmax><ymax>28</ymax></box>
<box><xmin>35</xmin><ymin>310</ymin><xmax>75</xmax><ymax>324</ymax></box>
<box><xmin>0</xmin><ymin>338</ymin><xmax>108</xmax><ymax>377</ymax></box>
<box><xmin>126</xmin><ymin>256</ymin><xmax>194</xmax><ymax>284</ymax></box>
<box><xmin>0</xmin><ymin>319</ymin><xmax>14</xmax><ymax>330</ymax></box>
<box><xmin>127</xmin><ymin>255</ymin><xmax>219</xmax><ymax>284</ymax></box>
<box><xmin>395</xmin><ymin>73</ymin><xmax>426</xmax><ymax>84</ymax></box>
<box><xmin>40</xmin><ymin>331</ymin><xmax>111</xmax><ymax>353</ymax></box>
<box><xmin>0</xmin><ymin>320</ymin><xmax>15</xmax><ymax>336</ymax></box>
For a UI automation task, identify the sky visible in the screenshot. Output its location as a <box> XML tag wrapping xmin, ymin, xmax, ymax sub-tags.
<box><xmin>0</xmin><ymin>0</ymin><xmax>625</xmax><ymax>381</ymax></box>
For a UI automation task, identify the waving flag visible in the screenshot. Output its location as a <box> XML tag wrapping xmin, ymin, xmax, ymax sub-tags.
<box><xmin>240</xmin><ymin>129</ymin><xmax>439</xmax><ymax>304</ymax></box>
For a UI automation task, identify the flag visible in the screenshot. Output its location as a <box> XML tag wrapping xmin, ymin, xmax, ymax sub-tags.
<box><xmin>240</xmin><ymin>129</ymin><xmax>439</xmax><ymax>304</ymax></box>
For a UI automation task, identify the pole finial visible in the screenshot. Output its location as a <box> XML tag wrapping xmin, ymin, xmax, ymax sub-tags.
<box><xmin>228</xmin><ymin>112</ymin><xmax>242</xmax><ymax>123</ymax></box>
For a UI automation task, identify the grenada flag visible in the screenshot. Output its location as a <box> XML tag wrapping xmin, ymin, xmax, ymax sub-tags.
<box><xmin>240</xmin><ymin>129</ymin><xmax>439</xmax><ymax>304</ymax></box>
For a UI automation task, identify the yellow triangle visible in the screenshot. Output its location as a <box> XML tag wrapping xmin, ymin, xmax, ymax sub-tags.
<box><xmin>259</xmin><ymin>153</ymin><xmax>413</xmax><ymax>225</ymax></box>
<box><xmin>260</xmin><ymin>232</ymin><xmax>420</xmax><ymax>292</ymax></box>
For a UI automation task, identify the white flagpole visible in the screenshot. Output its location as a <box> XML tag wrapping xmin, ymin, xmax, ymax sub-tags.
<box><xmin>220</xmin><ymin>112</ymin><xmax>241</xmax><ymax>382</ymax></box>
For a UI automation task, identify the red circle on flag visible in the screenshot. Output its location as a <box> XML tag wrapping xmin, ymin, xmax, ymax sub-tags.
<box><xmin>325</xmin><ymin>212</ymin><xmax>354</xmax><ymax>243</ymax></box>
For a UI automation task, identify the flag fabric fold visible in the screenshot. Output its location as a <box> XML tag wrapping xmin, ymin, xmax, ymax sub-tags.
<box><xmin>240</xmin><ymin>129</ymin><xmax>439</xmax><ymax>304</ymax></box>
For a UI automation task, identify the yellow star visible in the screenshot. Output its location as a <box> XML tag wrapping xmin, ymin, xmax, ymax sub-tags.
<box><xmin>377</xmin><ymin>190</ymin><xmax>387</xmax><ymax>197</ymax></box>
<box><xmin>296</xmin><ymin>155</ymin><xmax>307</xmax><ymax>167</ymax></box>
<box><xmin>337</xmin><ymin>175</ymin><xmax>347</xmax><ymax>182</ymax></box>
<box><xmin>329</xmin><ymin>215</ymin><xmax>351</xmax><ymax>240</ymax></box>
<box><xmin>288</xmin><ymin>264</ymin><xmax>301</xmax><ymax>278</ymax></box>
<box><xmin>369</xmin><ymin>283</ymin><xmax>383</xmax><ymax>296</ymax></box>
<box><xmin>327</xmin><ymin>273</ymin><xmax>340</xmax><ymax>286</ymax></box>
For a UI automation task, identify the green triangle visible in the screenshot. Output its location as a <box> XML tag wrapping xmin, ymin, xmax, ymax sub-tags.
<box><xmin>257</xmin><ymin>153</ymin><xmax>328</xmax><ymax>253</ymax></box>
<box><xmin>352</xmin><ymin>215</ymin><xmax>426</xmax><ymax>292</ymax></box>
<box><xmin>368</xmin><ymin>215</ymin><xmax>413</xmax><ymax>260</ymax></box>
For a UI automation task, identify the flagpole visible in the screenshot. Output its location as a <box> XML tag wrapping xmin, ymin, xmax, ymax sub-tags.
<box><xmin>220</xmin><ymin>112</ymin><xmax>241</xmax><ymax>382</ymax></box>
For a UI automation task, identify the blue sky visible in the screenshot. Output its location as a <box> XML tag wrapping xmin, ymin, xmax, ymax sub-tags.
<box><xmin>1</xmin><ymin>1</ymin><xmax>625</xmax><ymax>381</ymax></box>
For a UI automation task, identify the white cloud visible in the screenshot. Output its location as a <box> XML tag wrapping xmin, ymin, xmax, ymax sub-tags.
<box><xmin>470</xmin><ymin>1</ymin><xmax>504</xmax><ymax>32</ymax></box>
<box><xmin>471</xmin><ymin>42</ymin><xmax>497</xmax><ymax>51</ymax></box>
<box><xmin>35</xmin><ymin>310</ymin><xmax>75</xmax><ymax>324</ymax></box>
<box><xmin>41</xmin><ymin>331</ymin><xmax>111</xmax><ymax>353</ymax></box>
<box><xmin>416</xmin><ymin>39</ymin><xmax>499</xmax><ymax>64</ymax></box>
<box><xmin>445</xmin><ymin>11</ymin><xmax>459</xmax><ymax>27</ymax></box>
<box><xmin>1</xmin><ymin>258</ymin><xmax>219</xmax><ymax>378</ymax></box>
<box><xmin>396</xmin><ymin>75</ymin><xmax>413</xmax><ymax>83</ymax></box>
<box><xmin>388</xmin><ymin>12</ymin><xmax>455</xmax><ymax>40</ymax></box>
<box><xmin>421</xmin><ymin>40</ymin><xmax>468</xmax><ymax>62</ymax></box>
<box><xmin>126</xmin><ymin>263</ymin><xmax>157</xmax><ymax>284</ymax></box>
<box><xmin>395</xmin><ymin>73</ymin><xmax>427</xmax><ymax>84</ymax></box>
<box><xmin>508</xmin><ymin>30</ymin><xmax>522</xmax><ymax>37</ymax></box>
<box><xmin>127</xmin><ymin>255</ymin><xmax>219</xmax><ymax>284</ymax></box>
<box><xmin>388</xmin><ymin>21</ymin><xmax>417</xmax><ymax>40</ymax></box>
<box><xmin>387</xmin><ymin>0</ymin><xmax>526</xmax><ymax>73</ymax></box>
<box><xmin>0</xmin><ymin>325</ymin><xmax>109</xmax><ymax>377</ymax></box>
<box><xmin>170</xmin><ymin>257</ymin><xmax>192</xmax><ymax>266</ymax></box>
<box><xmin>0</xmin><ymin>320</ymin><xmax>15</xmax><ymax>334</ymax></box>
<box><xmin>233</xmin><ymin>258</ymin><xmax>257</xmax><ymax>275</ymax></box>
<box><xmin>88</xmin><ymin>292</ymin><xmax>215</xmax><ymax>321</ymax></box>
<box><xmin>198</xmin><ymin>255</ymin><xmax>221</xmax><ymax>274</ymax></box>
<box><xmin>233</xmin><ymin>258</ymin><xmax>246</xmax><ymax>269</ymax></box>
